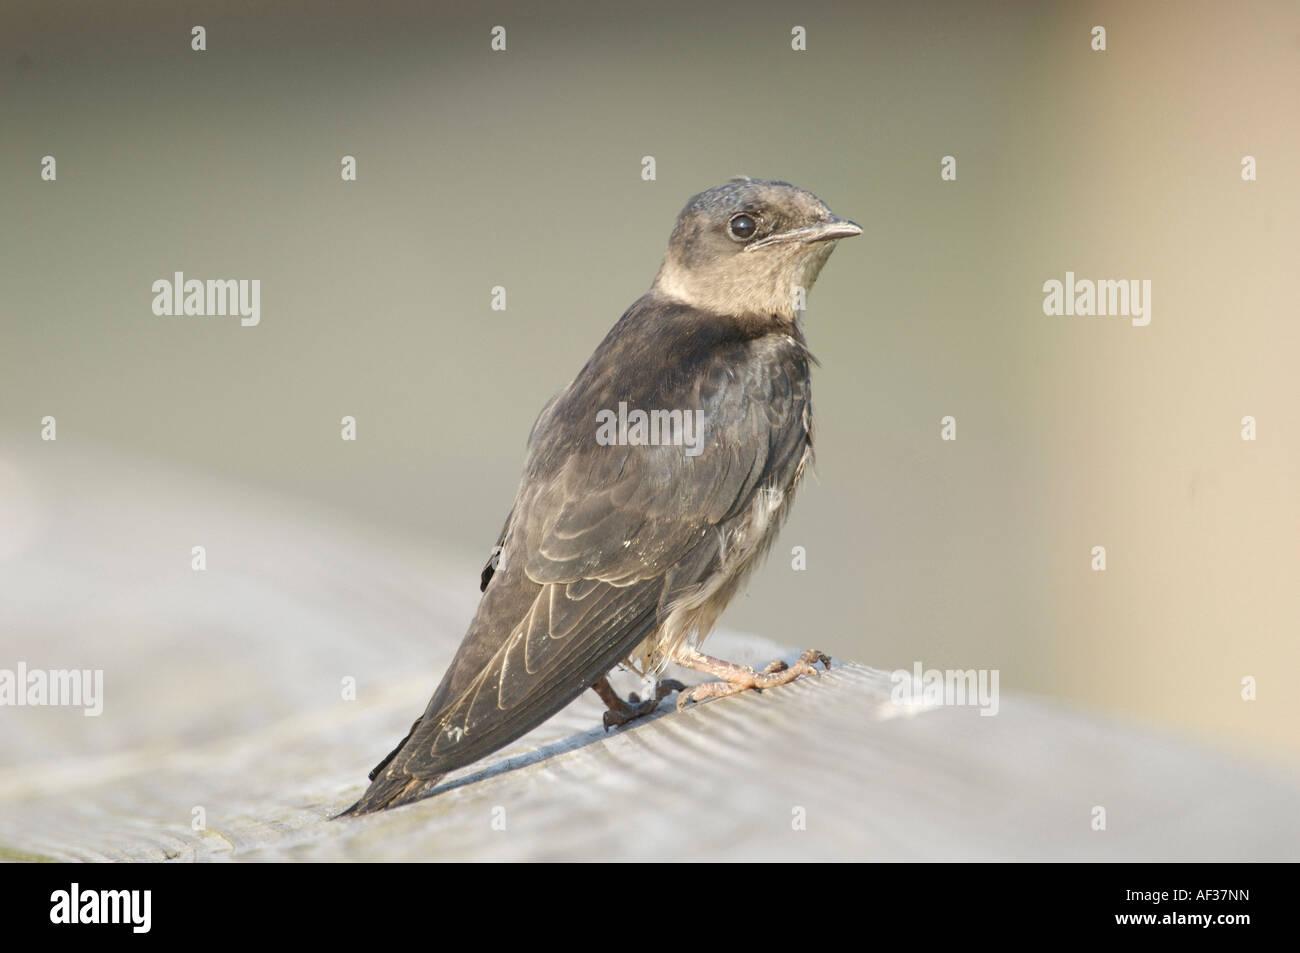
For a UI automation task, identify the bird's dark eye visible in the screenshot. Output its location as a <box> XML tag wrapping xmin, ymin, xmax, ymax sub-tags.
<box><xmin>728</xmin><ymin>213</ymin><xmax>757</xmax><ymax>241</ymax></box>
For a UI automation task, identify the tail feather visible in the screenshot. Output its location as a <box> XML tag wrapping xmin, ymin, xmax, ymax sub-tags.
<box><xmin>366</xmin><ymin>715</ymin><xmax>423</xmax><ymax>782</ymax></box>
<box><xmin>332</xmin><ymin>714</ymin><xmax>442</xmax><ymax>818</ymax></box>
<box><xmin>333</xmin><ymin>772</ymin><xmax>445</xmax><ymax>818</ymax></box>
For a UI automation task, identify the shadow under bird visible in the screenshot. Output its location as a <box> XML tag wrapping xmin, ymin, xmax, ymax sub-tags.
<box><xmin>340</xmin><ymin>178</ymin><xmax>860</xmax><ymax>815</ymax></box>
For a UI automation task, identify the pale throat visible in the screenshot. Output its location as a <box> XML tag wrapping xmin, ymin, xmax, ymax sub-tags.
<box><xmin>652</xmin><ymin>245</ymin><xmax>835</xmax><ymax>321</ymax></box>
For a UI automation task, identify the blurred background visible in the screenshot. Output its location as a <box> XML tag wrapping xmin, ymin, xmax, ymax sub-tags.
<box><xmin>2</xmin><ymin>0</ymin><xmax>1297</xmax><ymax>780</ymax></box>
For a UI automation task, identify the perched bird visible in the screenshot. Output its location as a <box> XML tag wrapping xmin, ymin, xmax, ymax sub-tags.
<box><xmin>340</xmin><ymin>178</ymin><xmax>860</xmax><ymax>815</ymax></box>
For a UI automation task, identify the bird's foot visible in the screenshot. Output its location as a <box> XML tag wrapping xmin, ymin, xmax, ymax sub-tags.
<box><xmin>592</xmin><ymin>675</ymin><xmax>686</xmax><ymax>730</ymax></box>
<box><xmin>674</xmin><ymin>647</ymin><xmax>831</xmax><ymax>711</ymax></box>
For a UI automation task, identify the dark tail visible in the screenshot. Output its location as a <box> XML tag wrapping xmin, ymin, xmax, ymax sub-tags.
<box><xmin>332</xmin><ymin>715</ymin><xmax>443</xmax><ymax>818</ymax></box>
<box><xmin>334</xmin><ymin>771</ymin><xmax>445</xmax><ymax>818</ymax></box>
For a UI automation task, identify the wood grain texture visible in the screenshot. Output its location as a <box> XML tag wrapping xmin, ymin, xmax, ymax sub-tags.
<box><xmin>1</xmin><ymin>444</ymin><xmax>1297</xmax><ymax>861</ymax></box>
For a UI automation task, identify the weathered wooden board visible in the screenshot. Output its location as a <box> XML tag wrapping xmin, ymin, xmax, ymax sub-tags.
<box><xmin>1</xmin><ymin>445</ymin><xmax>1297</xmax><ymax>861</ymax></box>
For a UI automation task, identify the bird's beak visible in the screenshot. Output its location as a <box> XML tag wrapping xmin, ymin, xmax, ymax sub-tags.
<box><xmin>745</xmin><ymin>216</ymin><xmax>863</xmax><ymax>251</ymax></box>
<box><xmin>806</xmin><ymin>216</ymin><xmax>863</xmax><ymax>243</ymax></box>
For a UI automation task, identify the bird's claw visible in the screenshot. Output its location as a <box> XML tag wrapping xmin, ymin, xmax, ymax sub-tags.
<box><xmin>676</xmin><ymin>649</ymin><xmax>832</xmax><ymax>711</ymax></box>
<box><xmin>601</xmin><ymin>679</ymin><xmax>686</xmax><ymax>730</ymax></box>
<box><xmin>799</xmin><ymin>649</ymin><xmax>833</xmax><ymax>672</ymax></box>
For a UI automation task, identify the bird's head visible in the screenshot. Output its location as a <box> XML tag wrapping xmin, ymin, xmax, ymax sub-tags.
<box><xmin>653</xmin><ymin>178</ymin><xmax>861</xmax><ymax>321</ymax></box>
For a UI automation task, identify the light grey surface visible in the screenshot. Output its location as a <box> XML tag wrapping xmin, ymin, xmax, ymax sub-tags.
<box><xmin>1</xmin><ymin>444</ymin><xmax>1297</xmax><ymax>861</ymax></box>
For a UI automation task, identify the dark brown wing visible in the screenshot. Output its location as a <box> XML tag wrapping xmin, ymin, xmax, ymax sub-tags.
<box><xmin>342</xmin><ymin>295</ymin><xmax>812</xmax><ymax>814</ymax></box>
